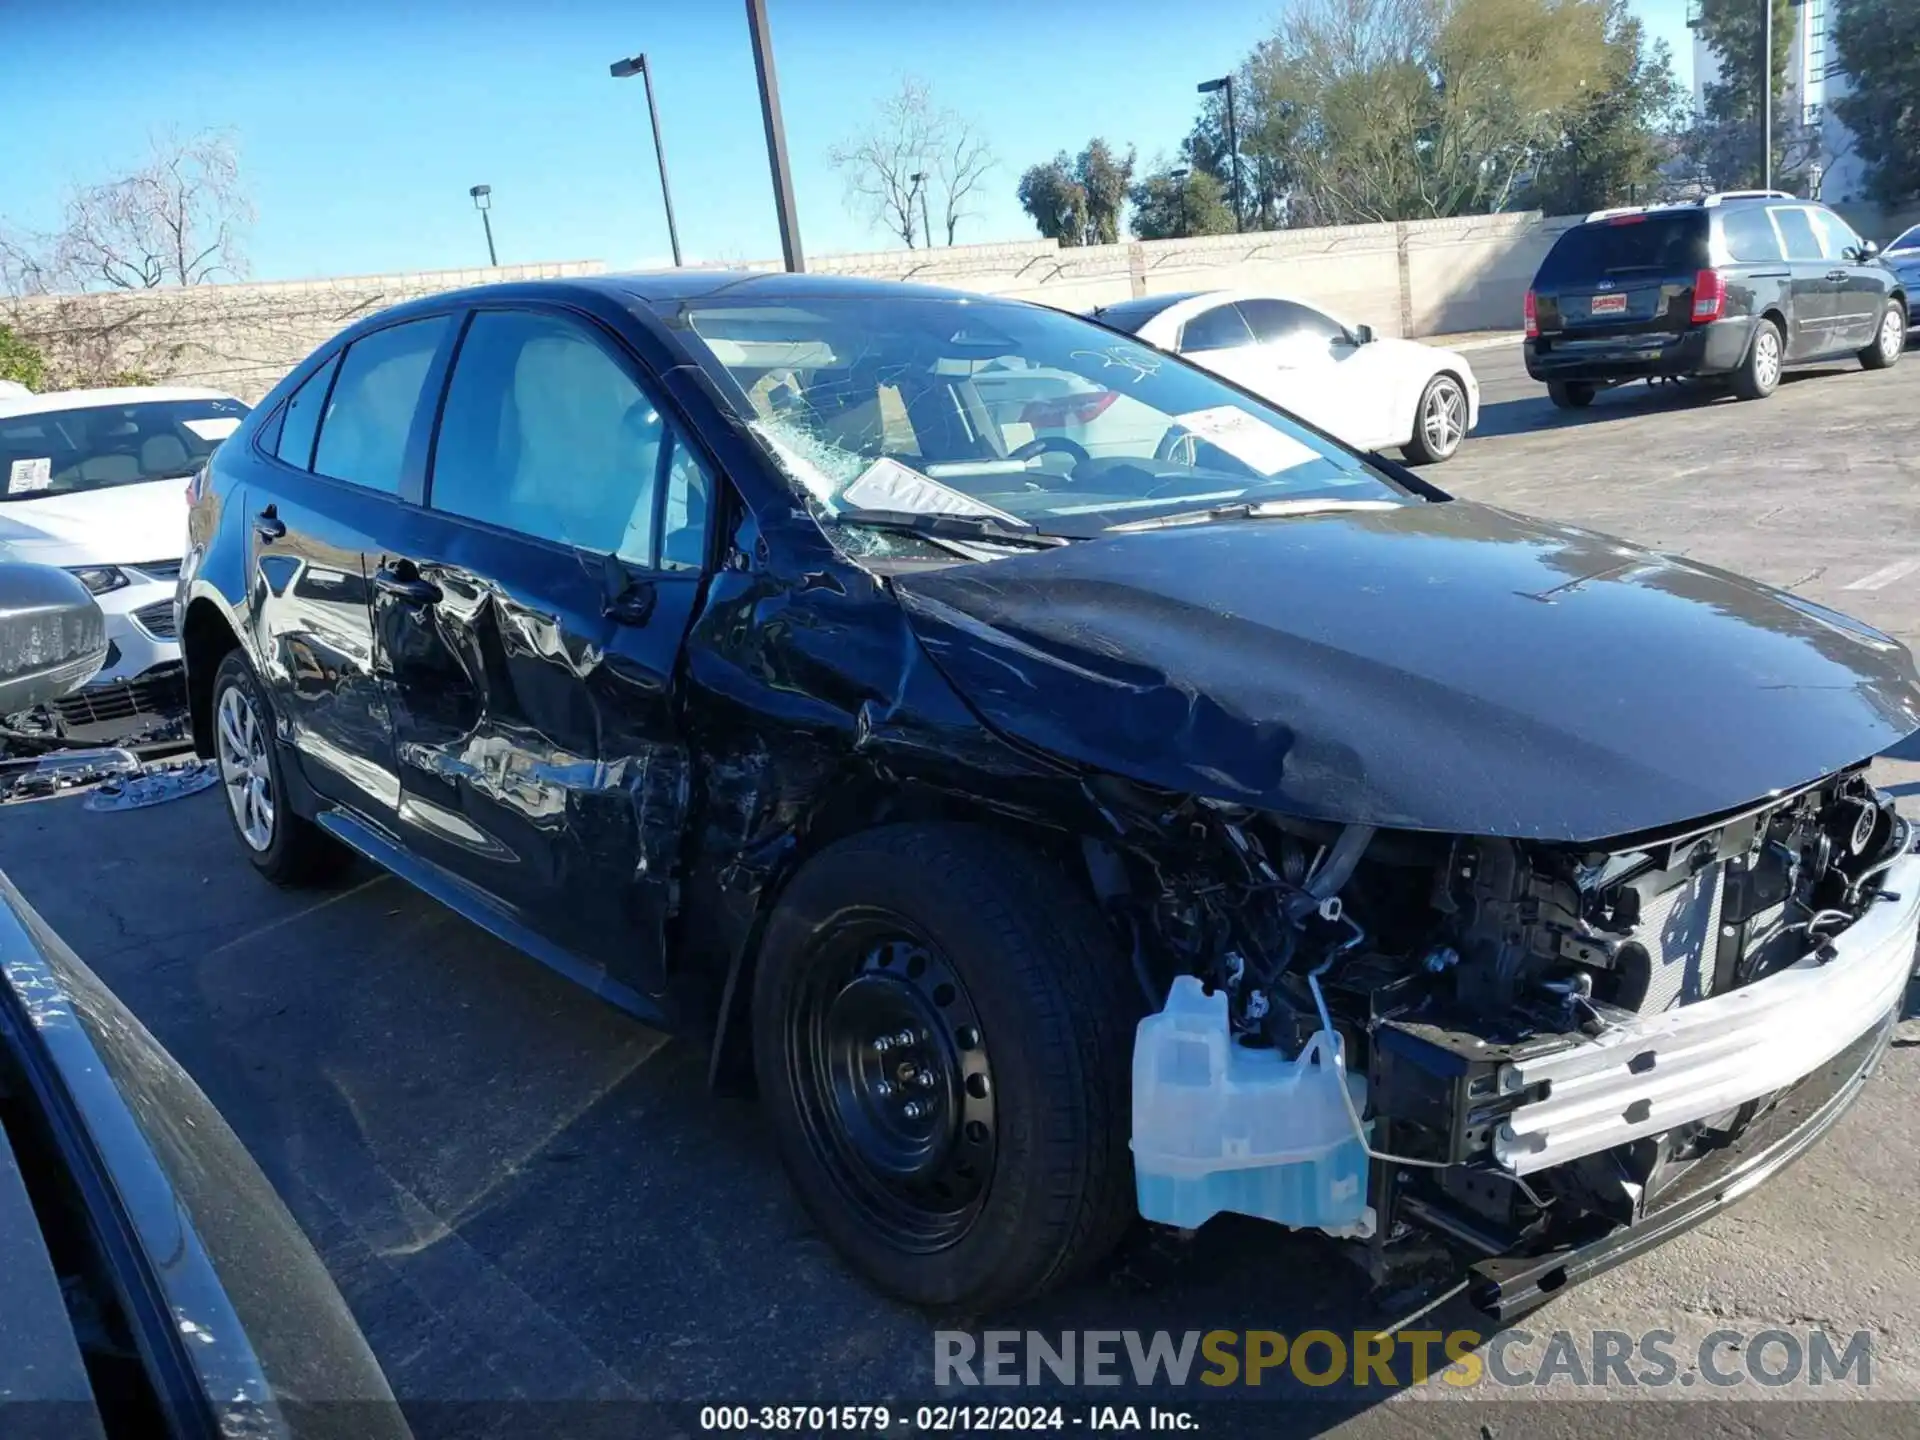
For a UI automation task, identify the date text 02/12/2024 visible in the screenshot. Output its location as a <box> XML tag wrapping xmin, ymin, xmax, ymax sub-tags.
<box><xmin>696</xmin><ymin>1405</ymin><xmax>1198</xmax><ymax>1432</ymax></box>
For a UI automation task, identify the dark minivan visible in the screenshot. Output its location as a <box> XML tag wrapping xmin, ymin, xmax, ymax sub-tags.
<box><xmin>1524</xmin><ymin>191</ymin><xmax>1908</xmax><ymax>407</ymax></box>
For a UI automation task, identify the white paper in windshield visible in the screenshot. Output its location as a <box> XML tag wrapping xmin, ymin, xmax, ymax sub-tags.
<box><xmin>1170</xmin><ymin>406</ymin><xmax>1322</xmax><ymax>476</ymax></box>
<box><xmin>7</xmin><ymin>457</ymin><xmax>51</xmax><ymax>495</ymax></box>
<box><xmin>182</xmin><ymin>416</ymin><xmax>241</xmax><ymax>441</ymax></box>
<box><xmin>839</xmin><ymin>457</ymin><xmax>1025</xmax><ymax>526</ymax></box>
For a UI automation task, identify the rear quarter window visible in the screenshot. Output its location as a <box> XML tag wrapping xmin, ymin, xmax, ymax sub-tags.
<box><xmin>1719</xmin><ymin>208</ymin><xmax>1785</xmax><ymax>263</ymax></box>
<box><xmin>1537</xmin><ymin>214</ymin><xmax>1709</xmax><ymax>283</ymax></box>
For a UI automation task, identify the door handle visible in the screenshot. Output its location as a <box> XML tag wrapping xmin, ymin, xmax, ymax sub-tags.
<box><xmin>253</xmin><ymin>506</ymin><xmax>286</xmax><ymax>542</ymax></box>
<box><xmin>372</xmin><ymin>562</ymin><xmax>442</xmax><ymax>606</ymax></box>
<box><xmin>603</xmin><ymin>578</ymin><xmax>657</xmax><ymax>625</ymax></box>
<box><xmin>1826</xmin><ymin>270</ymin><xmax>1849</xmax><ymax>283</ymax></box>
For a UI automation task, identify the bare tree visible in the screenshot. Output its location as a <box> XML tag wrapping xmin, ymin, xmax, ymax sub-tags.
<box><xmin>3</xmin><ymin>130</ymin><xmax>254</xmax><ymax>295</ymax></box>
<box><xmin>829</xmin><ymin>80</ymin><xmax>996</xmax><ymax>247</ymax></box>
<box><xmin>935</xmin><ymin>119</ymin><xmax>996</xmax><ymax>245</ymax></box>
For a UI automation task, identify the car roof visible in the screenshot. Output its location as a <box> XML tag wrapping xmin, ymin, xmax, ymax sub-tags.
<box><xmin>308</xmin><ymin>270</ymin><xmax>1068</xmax><ymax>369</ymax></box>
<box><xmin>0</xmin><ymin>384</ymin><xmax>240</xmax><ymax>419</ymax></box>
<box><xmin>1105</xmin><ymin>288</ymin><xmax>1355</xmax><ymax>338</ymax></box>
<box><xmin>379</xmin><ymin>269</ymin><xmax>1028</xmax><ymax>314</ymax></box>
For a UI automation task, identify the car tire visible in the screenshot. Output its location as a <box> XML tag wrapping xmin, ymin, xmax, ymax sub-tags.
<box><xmin>1860</xmin><ymin>300</ymin><xmax>1907</xmax><ymax>370</ymax></box>
<box><xmin>210</xmin><ymin>649</ymin><xmax>349</xmax><ymax>887</ymax></box>
<box><xmin>1401</xmin><ymin>373</ymin><xmax>1468</xmax><ymax>464</ymax></box>
<box><xmin>751</xmin><ymin>822</ymin><xmax>1138</xmax><ymax>1311</ymax></box>
<box><xmin>1546</xmin><ymin>380</ymin><xmax>1596</xmax><ymax>410</ymax></box>
<box><xmin>1732</xmin><ymin>318</ymin><xmax>1784</xmax><ymax>400</ymax></box>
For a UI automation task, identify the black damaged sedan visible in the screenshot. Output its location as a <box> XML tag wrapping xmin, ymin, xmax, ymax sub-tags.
<box><xmin>179</xmin><ymin>273</ymin><xmax>1920</xmax><ymax>1316</ymax></box>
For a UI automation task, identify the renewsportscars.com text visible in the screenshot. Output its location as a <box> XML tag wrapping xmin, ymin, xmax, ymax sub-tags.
<box><xmin>934</xmin><ymin>1328</ymin><xmax>1874</xmax><ymax>1392</ymax></box>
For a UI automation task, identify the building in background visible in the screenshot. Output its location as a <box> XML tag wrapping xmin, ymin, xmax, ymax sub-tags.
<box><xmin>1687</xmin><ymin>0</ymin><xmax>1864</xmax><ymax>202</ymax></box>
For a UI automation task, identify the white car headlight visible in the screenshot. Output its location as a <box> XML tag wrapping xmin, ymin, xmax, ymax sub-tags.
<box><xmin>66</xmin><ymin>564</ymin><xmax>132</xmax><ymax>596</ymax></box>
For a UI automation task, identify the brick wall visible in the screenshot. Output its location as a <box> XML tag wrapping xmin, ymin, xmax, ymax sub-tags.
<box><xmin>787</xmin><ymin>210</ymin><xmax>1565</xmax><ymax>339</ymax></box>
<box><xmin>9</xmin><ymin>213</ymin><xmax>1590</xmax><ymax>400</ymax></box>
<box><xmin>8</xmin><ymin>260</ymin><xmax>604</xmax><ymax>401</ymax></box>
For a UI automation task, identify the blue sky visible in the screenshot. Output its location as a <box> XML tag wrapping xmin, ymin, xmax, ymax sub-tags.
<box><xmin>0</xmin><ymin>0</ymin><xmax>1696</xmax><ymax>281</ymax></box>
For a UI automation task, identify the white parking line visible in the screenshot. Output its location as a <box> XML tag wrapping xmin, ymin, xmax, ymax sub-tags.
<box><xmin>1843</xmin><ymin>556</ymin><xmax>1920</xmax><ymax>591</ymax></box>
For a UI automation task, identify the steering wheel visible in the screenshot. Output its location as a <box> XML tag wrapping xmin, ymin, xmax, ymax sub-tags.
<box><xmin>1009</xmin><ymin>435</ymin><xmax>1090</xmax><ymax>468</ymax></box>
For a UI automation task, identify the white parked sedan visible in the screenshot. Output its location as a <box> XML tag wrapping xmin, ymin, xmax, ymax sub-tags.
<box><xmin>1090</xmin><ymin>290</ymin><xmax>1481</xmax><ymax>463</ymax></box>
<box><xmin>0</xmin><ymin>384</ymin><xmax>249</xmax><ymax>742</ymax></box>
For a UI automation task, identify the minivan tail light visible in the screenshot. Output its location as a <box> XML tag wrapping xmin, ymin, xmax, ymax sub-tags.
<box><xmin>1524</xmin><ymin>289</ymin><xmax>1539</xmax><ymax>339</ymax></box>
<box><xmin>1692</xmin><ymin>268</ymin><xmax>1726</xmax><ymax>323</ymax></box>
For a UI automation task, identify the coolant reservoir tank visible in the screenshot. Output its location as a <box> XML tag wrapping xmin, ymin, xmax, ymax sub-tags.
<box><xmin>1131</xmin><ymin>976</ymin><xmax>1372</xmax><ymax>1235</ymax></box>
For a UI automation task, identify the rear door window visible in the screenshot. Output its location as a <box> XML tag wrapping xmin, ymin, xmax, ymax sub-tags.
<box><xmin>1719</xmin><ymin>208</ymin><xmax>1785</xmax><ymax>264</ymax></box>
<box><xmin>311</xmin><ymin>316</ymin><xmax>450</xmax><ymax>493</ymax></box>
<box><xmin>1769</xmin><ymin>207</ymin><xmax>1824</xmax><ymax>262</ymax></box>
<box><xmin>1537</xmin><ymin>214</ymin><xmax>1708</xmax><ymax>283</ymax></box>
<box><xmin>1178</xmin><ymin>303</ymin><xmax>1256</xmax><ymax>353</ymax></box>
<box><xmin>273</xmin><ymin>355</ymin><xmax>340</xmax><ymax>470</ymax></box>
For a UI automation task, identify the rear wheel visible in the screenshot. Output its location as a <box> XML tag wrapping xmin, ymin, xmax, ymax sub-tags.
<box><xmin>210</xmin><ymin>650</ymin><xmax>349</xmax><ymax>886</ymax></box>
<box><xmin>1546</xmin><ymin>380</ymin><xmax>1596</xmax><ymax>410</ymax></box>
<box><xmin>1401</xmin><ymin>374</ymin><xmax>1468</xmax><ymax>464</ymax></box>
<box><xmin>752</xmin><ymin>823</ymin><xmax>1138</xmax><ymax>1310</ymax></box>
<box><xmin>1860</xmin><ymin>300</ymin><xmax>1906</xmax><ymax>370</ymax></box>
<box><xmin>1732</xmin><ymin>318</ymin><xmax>1783</xmax><ymax>400</ymax></box>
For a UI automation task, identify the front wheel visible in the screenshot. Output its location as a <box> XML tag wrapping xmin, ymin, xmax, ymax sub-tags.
<box><xmin>1860</xmin><ymin>300</ymin><xmax>1907</xmax><ymax>370</ymax></box>
<box><xmin>1401</xmin><ymin>373</ymin><xmax>1468</xmax><ymax>464</ymax></box>
<box><xmin>210</xmin><ymin>650</ymin><xmax>349</xmax><ymax>886</ymax></box>
<box><xmin>752</xmin><ymin>823</ymin><xmax>1138</xmax><ymax>1310</ymax></box>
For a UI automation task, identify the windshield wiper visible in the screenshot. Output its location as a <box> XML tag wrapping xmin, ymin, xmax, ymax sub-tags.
<box><xmin>831</xmin><ymin>507</ymin><xmax>1069</xmax><ymax>549</ymax></box>
<box><xmin>1108</xmin><ymin>497</ymin><xmax>1402</xmax><ymax>533</ymax></box>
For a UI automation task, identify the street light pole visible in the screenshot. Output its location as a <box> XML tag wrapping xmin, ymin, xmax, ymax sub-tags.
<box><xmin>468</xmin><ymin>185</ymin><xmax>497</xmax><ymax>266</ymax></box>
<box><xmin>609</xmin><ymin>53</ymin><xmax>683</xmax><ymax>267</ymax></box>
<box><xmin>1197</xmin><ymin>76</ymin><xmax>1242</xmax><ymax>232</ymax></box>
<box><xmin>1762</xmin><ymin>0</ymin><xmax>1773</xmax><ymax>191</ymax></box>
<box><xmin>910</xmin><ymin>170</ymin><xmax>933</xmax><ymax>247</ymax></box>
<box><xmin>745</xmin><ymin>0</ymin><xmax>805</xmax><ymax>272</ymax></box>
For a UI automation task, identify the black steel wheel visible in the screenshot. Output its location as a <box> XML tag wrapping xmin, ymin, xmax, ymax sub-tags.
<box><xmin>752</xmin><ymin>823</ymin><xmax>1139</xmax><ymax>1311</ymax></box>
<box><xmin>787</xmin><ymin>924</ymin><xmax>995</xmax><ymax>1252</ymax></box>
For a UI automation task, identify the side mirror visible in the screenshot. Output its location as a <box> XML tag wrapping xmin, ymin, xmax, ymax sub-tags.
<box><xmin>1351</xmin><ymin>324</ymin><xmax>1375</xmax><ymax>346</ymax></box>
<box><xmin>1855</xmin><ymin>240</ymin><xmax>1882</xmax><ymax>261</ymax></box>
<box><xmin>0</xmin><ymin>564</ymin><xmax>107</xmax><ymax>715</ymax></box>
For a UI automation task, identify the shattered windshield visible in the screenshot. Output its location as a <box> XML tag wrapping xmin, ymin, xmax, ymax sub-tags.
<box><xmin>671</xmin><ymin>294</ymin><xmax>1406</xmax><ymax>549</ymax></box>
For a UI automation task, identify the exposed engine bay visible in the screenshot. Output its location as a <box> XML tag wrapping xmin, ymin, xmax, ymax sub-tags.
<box><xmin>1090</xmin><ymin>764</ymin><xmax>1912</xmax><ymax>1287</ymax></box>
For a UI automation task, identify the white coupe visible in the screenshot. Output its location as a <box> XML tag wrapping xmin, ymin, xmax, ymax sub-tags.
<box><xmin>1090</xmin><ymin>290</ymin><xmax>1480</xmax><ymax>464</ymax></box>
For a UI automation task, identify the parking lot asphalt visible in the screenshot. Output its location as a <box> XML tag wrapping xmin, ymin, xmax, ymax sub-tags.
<box><xmin>6</xmin><ymin>342</ymin><xmax>1920</xmax><ymax>1439</ymax></box>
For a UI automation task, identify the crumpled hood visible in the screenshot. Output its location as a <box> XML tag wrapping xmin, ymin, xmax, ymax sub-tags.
<box><xmin>0</xmin><ymin>478</ymin><xmax>193</xmax><ymax>568</ymax></box>
<box><xmin>893</xmin><ymin>500</ymin><xmax>1920</xmax><ymax>842</ymax></box>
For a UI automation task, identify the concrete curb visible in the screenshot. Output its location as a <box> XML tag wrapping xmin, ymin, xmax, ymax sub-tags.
<box><xmin>1437</xmin><ymin>331</ymin><xmax>1525</xmax><ymax>353</ymax></box>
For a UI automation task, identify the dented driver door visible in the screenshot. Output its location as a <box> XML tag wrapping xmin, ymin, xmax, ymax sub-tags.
<box><xmin>370</xmin><ymin>305</ymin><xmax>709</xmax><ymax>1006</ymax></box>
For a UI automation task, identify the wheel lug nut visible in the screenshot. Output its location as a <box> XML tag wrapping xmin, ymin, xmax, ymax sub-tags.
<box><xmin>915</xmin><ymin>1069</ymin><xmax>936</xmax><ymax>1089</ymax></box>
<box><xmin>872</xmin><ymin>1035</ymin><xmax>893</xmax><ymax>1053</ymax></box>
<box><xmin>902</xmin><ymin>1101</ymin><xmax>928</xmax><ymax>1120</ymax></box>
<box><xmin>893</xmin><ymin>1029</ymin><xmax>915</xmax><ymax>1048</ymax></box>
<box><xmin>875</xmin><ymin>1081</ymin><xmax>894</xmax><ymax>1097</ymax></box>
